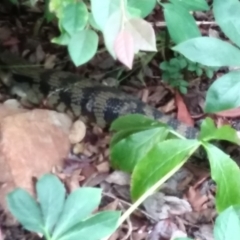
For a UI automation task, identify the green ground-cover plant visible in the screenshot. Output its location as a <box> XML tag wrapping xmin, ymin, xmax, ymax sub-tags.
<box><xmin>109</xmin><ymin>114</ymin><xmax>240</xmax><ymax>212</ymax></box>
<box><xmin>109</xmin><ymin>113</ymin><xmax>240</xmax><ymax>237</ymax></box>
<box><xmin>7</xmin><ymin>174</ymin><xmax>120</xmax><ymax>240</ymax></box>
<box><xmin>172</xmin><ymin>0</ymin><xmax>240</xmax><ymax>114</ymax></box>
<box><xmin>159</xmin><ymin>54</ymin><xmax>218</xmax><ymax>94</ymax></box>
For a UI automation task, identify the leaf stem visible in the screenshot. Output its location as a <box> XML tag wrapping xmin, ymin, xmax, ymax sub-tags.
<box><xmin>120</xmin><ymin>0</ymin><xmax>127</xmax><ymax>30</ymax></box>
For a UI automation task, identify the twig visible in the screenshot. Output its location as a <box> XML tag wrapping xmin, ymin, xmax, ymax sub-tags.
<box><xmin>102</xmin><ymin>192</ymin><xmax>158</xmax><ymax>222</ymax></box>
<box><xmin>119</xmin><ymin>202</ymin><xmax>133</xmax><ymax>240</ymax></box>
<box><xmin>152</xmin><ymin>21</ymin><xmax>217</xmax><ymax>28</ymax></box>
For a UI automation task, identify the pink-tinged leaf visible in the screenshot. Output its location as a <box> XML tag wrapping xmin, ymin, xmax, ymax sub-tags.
<box><xmin>215</xmin><ymin>107</ymin><xmax>240</xmax><ymax>118</ymax></box>
<box><xmin>103</xmin><ymin>10</ymin><xmax>123</xmax><ymax>59</ymax></box>
<box><xmin>125</xmin><ymin>18</ymin><xmax>157</xmax><ymax>53</ymax></box>
<box><xmin>114</xmin><ymin>30</ymin><xmax>134</xmax><ymax>69</ymax></box>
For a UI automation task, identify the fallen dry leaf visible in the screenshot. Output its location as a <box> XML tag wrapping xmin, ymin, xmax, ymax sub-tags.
<box><xmin>141</xmin><ymin>88</ymin><xmax>149</xmax><ymax>103</ymax></box>
<box><xmin>35</xmin><ymin>45</ymin><xmax>45</xmax><ymax>63</ymax></box>
<box><xmin>112</xmin><ymin>185</ymin><xmax>131</xmax><ymax>201</ymax></box>
<box><xmin>100</xmin><ymin>199</ymin><xmax>119</xmax><ymax>211</ymax></box>
<box><xmin>215</xmin><ymin>107</ymin><xmax>240</xmax><ymax>118</ymax></box>
<box><xmin>65</xmin><ymin>169</ymin><xmax>84</xmax><ymax>192</ymax></box>
<box><xmin>143</xmin><ymin>192</ymin><xmax>192</xmax><ymax>221</ymax></box>
<box><xmin>96</xmin><ymin>161</ymin><xmax>110</xmax><ymax>173</ymax></box>
<box><xmin>161</xmin><ymin>167</ymin><xmax>193</xmax><ymax>195</ymax></box>
<box><xmin>148</xmin><ymin>219</ymin><xmax>179</xmax><ymax>240</ymax></box>
<box><xmin>158</xmin><ymin>98</ymin><xmax>175</xmax><ymax>113</ymax></box>
<box><xmin>44</xmin><ymin>54</ymin><xmax>57</xmax><ymax>69</ymax></box>
<box><xmin>148</xmin><ymin>86</ymin><xmax>168</xmax><ymax>104</ymax></box>
<box><xmin>183</xmin><ymin>209</ymin><xmax>216</xmax><ymax>225</ymax></box>
<box><xmin>81</xmin><ymin>164</ymin><xmax>98</xmax><ymax>183</ymax></box>
<box><xmin>106</xmin><ymin>170</ymin><xmax>131</xmax><ymax>186</ymax></box>
<box><xmin>84</xmin><ymin>172</ymin><xmax>108</xmax><ymax>187</ymax></box>
<box><xmin>194</xmin><ymin>223</ymin><xmax>214</xmax><ymax>240</ymax></box>
<box><xmin>163</xmin><ymin>196</ymin><xmax>192</xmax><ymax>215</ymax></box>
<box><xmin>185</xmin><ymin>186</ymin><xmax>209</xmax><ymax>211</ymax></box>
<box><xmin>175</xmin><ymin>90</ymin><xmax>194</xmax><ymax>126</ymax></box>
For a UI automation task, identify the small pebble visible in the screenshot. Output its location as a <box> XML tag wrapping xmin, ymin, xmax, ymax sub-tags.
<box><xmin>3</xmin><ymin>99</ymin><xmax>21</xmax><ymax>109</ymax></box>
<box><xmin>69</xmin><ymin>120</ymin><xmax>86</xmax><ymax>144</ymax></box>
<box><xmin>72</xmin><ymin>143</ymin><xmax>84</xmax><ymax>155</ymax></box>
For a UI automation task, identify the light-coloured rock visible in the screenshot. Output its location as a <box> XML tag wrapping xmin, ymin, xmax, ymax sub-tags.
<box><xmin>3</xmin><ymin>99</ymin><xmax>22</xmax><ymax>109</ymax></box>
<box><xmin>0</xmin><ymin>107</ymin><xmax>72</xmax><ymax>212</ymax></box>
<box><xmin>0</xmin><ymin>103</ymin><xmax>27</xmax><ymax>121</ymax></box>
<box><xmin>69</xmin><ymin>120</ymin><xmax>86</xmax><ymax>144</ymax></box>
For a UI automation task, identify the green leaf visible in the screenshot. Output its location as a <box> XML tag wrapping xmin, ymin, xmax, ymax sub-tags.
<box><xmin>203</xmin><ymin>143</ymin><xmax>240</xmax><ymax>212</ymax></box>
<box><xmin>213</xmin><ymin>0</ymin><xmax>240</xmax><ymax>49</ymax></box>
<box><xmin>205</xmin><ymin>68</ymin><xmax>214</xmax><ymax>78</ymax></box>
<box><xmin>52</xmin><ymin>31</ymin><xmax>70</xmax><ymax>46</ymax></box>
<box><xmin>30</xmin><ymin>0</ymin><xmax>38</xmax><ymax>6</ymax></box>
<box><xmin>7</xmin><ymin>189</ymin><xmax>44</xmax><ymax>234</ymax></box>
<box><xmin>90</xmin><ymin>0</ymin><xmax>121</xmax><ymax>31</ymax></box>
<box><xmin>49</xmin><ymin>0</ymin><xmax>65</xmax><ymax>17</ymax></box>
<box><xmin>68</xmin><ymin>29</ymin><xmax>98</xmax><ymax>66</ymax></box>
<box><xmin>173</xmin><ymin>37</ymin><xmax>240</xmax><ymax>67</ymax></box>
<box><xmin>52</xmin><ymin>188</ymin><xmax>102</xmax><ymax>239</ymax></box>
<box><xmin>170</xmin><ymin>0</ymin><xmax>209</xmax><ymax>11</ymax></box>
<box><xmin>110</xmin><ymin>114</ymin><xmax>162</xmax><ymax>131</ymax></box>
<box><xmin>131</xmin><ymin>139</ymin><xmax>199</xmax><ymax>201</ymax></box>
<box><xmin>179</xmin><ymin>58</ymin><xmax>188</xmax><ymax>68</ymax></box>
<box><xmin>163</xmin><ymin>3</ymin><xmax>201</xmax><ymax>44</ymax></box>
<box><xmin>179</xmin><ymin>86</ymin><xmax>187</xmax><ymax>94</ymax></box>
<box><xmin>110</xmin><ymin>127</ymin><xmax>169</xmax><ymax>172</ymax></box>
<box><xmin>9</xmin><ymin>0</ymin><xmax>19</xmax><ymax>4</ymax></box>
<box><xmin>110</xmin><ymin>114</ymin><xmax>168</xmax><ymax>147</ymax></box>
<box><xmin>199</xmin><ymin>117</ymin><xmax>240</xmax><ymax>144</ymax></box>
<box><xmin>128</xmin><ymin>0</ymin><xmax>157</xmax><ymax>18</ymax></box>
<box><xmin>159</xmin><ymin>61</ymin><xmax>169</xmax><ymax>70</ymax></box>
<box><xmin>44</xmin><ymin>0</ymin><xmax>55</xmax><ymax>22</ymax></box>
<box><xmin>89</xmin><ymin>13</ymin><xmax>101</xmax><ymax>30</ymax></box>
<box><xmin>214</xmin><ymin>205</ymin><xmax>240</xmax><ymax>240</ymax></box>
<box><xmin>127</xmin><ymin>6</ymin><xmax>142</xmax><ymax>18</ymax></box>
<box><xmin>163</xmin><ymin>72</ymin><xmax>171</xmax><ymax>80</ymax></box>
<box><xmin>57</xmin><ymin>211</ymin><xmax>121</xmax><ymax>240</ymax></box>
<box><xmin>196</xmin><ymin>68</ymin><xmax>203</xmax><ymax>76</ymax></box>
<box><xmin>205</xmin><ymin>71</ymin><xmax>240</xmax><ymax>113</ymax></box>
<box><xmin>61</xmin><ymin>2</ymin><xmax>89</xmax><ymax>36</ymax></box>
<box><xmin>169</xmin><ymin>58</ymin><xmax>180</xmax><ymax>67</ymax></box>
<box><xmin>36</xmin><ymin>174</ymin><xmax>66</xmax><ymax>234</ymax></box>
